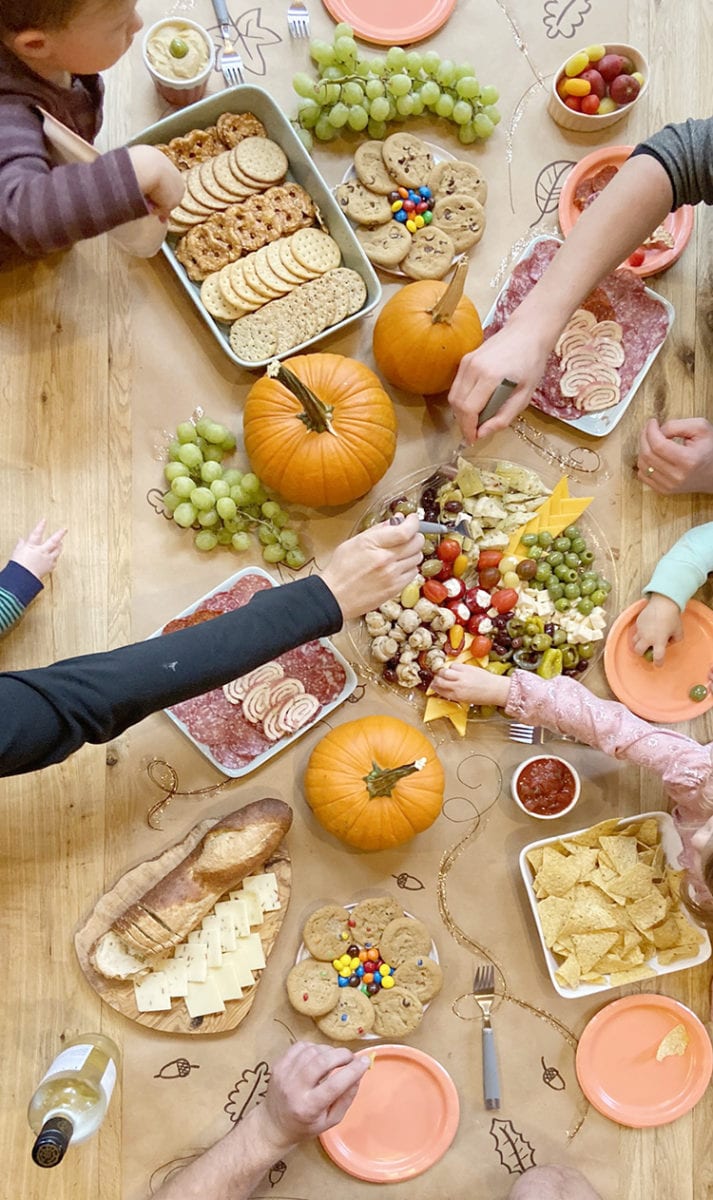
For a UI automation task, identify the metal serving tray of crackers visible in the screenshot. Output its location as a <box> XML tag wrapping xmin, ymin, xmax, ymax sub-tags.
<box><xmin>148</xmin><ymin>565</ymin><xmax>357</xmax><ymax>777</ymax></box>
<box><xmin>130</xmin><ymin>85</ymin><xmax>381</xmax><ymax>368</ymax></box>
<box><xmin>519</xmin><ymin>811</ymin><xmax>711</xmax><ymax>999</ymax></box>
<box><xmin>482</xmin><ymin>235</ymin><xmax>673</xmax><ymax>437</ymax></box>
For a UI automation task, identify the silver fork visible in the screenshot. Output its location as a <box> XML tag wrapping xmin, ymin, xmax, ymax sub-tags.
<box><xmin>211</xmin><ymin>0</ymin><xmax>245</xmax><ymax>86</ymax></box>
<box><xmin>508</xmin><ymin>723</ymin><xmax>577</xmax><ymax>745</ymax></box>
<box><xmin>473</xmin><ymin>964</ymin><xmax>500</xmax><ymax>1110</ymax></box>
<box><xmin>287</xmin><ymin>0</ymin><xmax>311</xmax><ymax>38</ymax></box>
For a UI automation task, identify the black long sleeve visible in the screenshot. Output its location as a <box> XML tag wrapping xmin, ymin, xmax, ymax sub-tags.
<box><xmin>0</xmin><ymin>575</ymin><xmax>342</xmax><ymax>778</ymax></box>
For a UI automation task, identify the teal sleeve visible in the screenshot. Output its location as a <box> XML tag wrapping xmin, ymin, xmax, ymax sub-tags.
<box><xmin>642</xmin><ymin>522</ymin><xmax>713</xmax><ymax>611</ymax></box>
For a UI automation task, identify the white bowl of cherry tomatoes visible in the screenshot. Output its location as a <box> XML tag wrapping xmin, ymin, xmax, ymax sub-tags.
<box><xmin>548</xmin><ymin>42</ymin><xmax>649</xmax><ymax>133</ymax></box>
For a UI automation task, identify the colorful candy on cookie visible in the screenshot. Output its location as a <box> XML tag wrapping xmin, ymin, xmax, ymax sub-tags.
<box><xmin>556</xmin><ymin>44</ymin><xmax>644</xmax><ymax>115</ymax></box>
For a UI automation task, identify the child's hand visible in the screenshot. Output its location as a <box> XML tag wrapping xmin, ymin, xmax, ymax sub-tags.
<box><xmin>11</xmin><ymin>520</ymin><xmax>66</xmax><ymax>582</ymax></box>
<box><xmin>430</xmin><ymin>663</ymin><xmax>512</xmax><ymax>708</ymax></box>
<box><xmin>631</xmin><ymin>593</ymin><xmax>683</xmax><ymax>666</ymax></box>
<box><xmin>127</xmin><ymin>146</ymin><xmax>185</xmax><ymax>221</ymax></box>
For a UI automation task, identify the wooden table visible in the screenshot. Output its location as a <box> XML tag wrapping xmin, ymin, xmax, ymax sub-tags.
<box><xmin>1</xmin><ymin>1</ymin><xmax>712</xmax><ymax>1196</ymax></box>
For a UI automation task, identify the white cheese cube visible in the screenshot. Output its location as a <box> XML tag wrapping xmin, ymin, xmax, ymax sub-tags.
<box><xmin>242</xmin><ymin>872</ymin><xmax>280</xmax><ymax>913</ymax></box>
<box><xmin>234</xmin><ymin>931</ymin><xmax>266</xmax><ymax>971</ymax></box>
<box><xmin>160</xmin><ymin>958</ymin><xmax>189</xmax><ymax>998</ymax></box>
<box><xmin>185</xmin><ymin>978</ymin><xmax>226</xmax><ymax>1019</ymax></box>
<box><xmin>134</xmin><ymin>972</ymin><xmax>172</xmax><ymax>1012</ymax></box>
<box><xmin>210</xmin><ymin>960</ymin><xmax>244</xmax><ymax>1002</ymax></box>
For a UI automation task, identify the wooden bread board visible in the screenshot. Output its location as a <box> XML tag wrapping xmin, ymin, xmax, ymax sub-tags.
<box><xmin>75</xmin><ymin>817</ymin><xmax>291</xmax><ymax>1035</ymax></box>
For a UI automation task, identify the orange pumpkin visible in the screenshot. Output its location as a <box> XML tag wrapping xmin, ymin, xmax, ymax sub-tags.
<box><xmin>372</xmin><ymin>257</ymin><xmax>483</xmax><ymax>395</ymax></box>
<box><xmin>242</xmin><ymin>354</ymin><xmax>397</xmax><ymax>508</ymax></box>
<box><xmin>303</xmin><ymin>716</ymin><xmax>444</xmax><ymax>851</ymax></box>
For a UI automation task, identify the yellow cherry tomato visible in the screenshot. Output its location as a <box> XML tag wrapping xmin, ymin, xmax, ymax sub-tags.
<box><xmin>400</xmin><ymin>580</ymin><xmax>421</xmax><ymax>608</ymax></box>
<box><xmin>631</xmin><ymin>71</ymin><xmax>645</xmax><ymax>86</ymax></box>
<box><xmin>452</xmin><ymin>553</ymin><xmax>469</xmax><ymax>578</ymax></box>
<box><xmin>564</xmin><ymin>77</ymin><xmax>592</xmax><ymax>96</ymax></box>
<box><xmin>597</xmin><ymin>96</ymin><xmax>617</xmax><ymax>114</ymax></box>
<box><xmin>449</xmin><ymin>624</ymin><xmax>465</xmax><ymax>651</ymax></box>
<box><xmin>584</xmin><ymin>44</ymin><xmax>606</xmax><ymax>62</ymax></box>
<box><xmin>564</xmin><ymin>51</ymin><xmax>590</xmax><ymax>76</ymax></box>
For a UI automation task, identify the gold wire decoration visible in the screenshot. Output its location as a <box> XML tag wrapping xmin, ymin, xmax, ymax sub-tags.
<box><xmin>436</xmin><ymin>753</ymin><xmax>589</xmax><ymax>1141</ymax></box>
<box><xmin>513</xmin><ymin>416</ymin><xmax>610</xmax><ymax>483</ymax></box>
<box><xmin>144</xmin><ymin>758</ymin><xmax>234</xmax><ymax>829</ymax></box>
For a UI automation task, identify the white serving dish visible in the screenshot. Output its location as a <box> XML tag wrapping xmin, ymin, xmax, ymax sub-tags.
<box><xmin>130</xmin><ymin>85</ymin><xmax>381</xmax><ymax>369</ymax></box>
<box><xmin>482</xmin><ymin>234</ymin><xmax>674</xmax><ymax>438</ymax></box>
<box><xmin>150</xmin><ymin>565</ymin><xmax>357</xmax><ymax>777</ymax></box>
<box><xmin>519</xmin><ymin>810</ymin><xmax>712</xmax><ymax>999</ymax></box>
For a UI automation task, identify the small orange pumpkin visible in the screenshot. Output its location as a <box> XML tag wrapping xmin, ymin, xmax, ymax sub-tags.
<box><xmin>303</xmin><ymin>715</ymin><xmax>444</xmax><ymax>851</ymax></box>
<box><xmin>242</xmin><ymin>354</ymin><xmax>397</xmax><ymax>508</ymax></box>
<box><xmin>372</xmin><ymin>257</ymin><xmax>483</xmax><ymax>395</ymax></box>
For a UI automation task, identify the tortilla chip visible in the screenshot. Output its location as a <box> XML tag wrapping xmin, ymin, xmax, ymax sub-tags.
<box><xmin>568</xmin><ymin>818</ymin><xmax>622</xmax><ymax>848</ymax></box>
<box><xmin>635</xmin><ymin>818</ymin><xmax>660</xmax><ymax>847</ymax></box>
<box><xmin>608</xmin><ymin>965</ymin><xmax>657</xmax><ymax>985</ymax></box>
<box><xmin>555</xmin><ymin>954</ymin><xmax>581</xmax><ymax>990</ymax></box>
<box><xmin>526</xmin><ymin>846</ymin><xmax>545</xmax><ymax>873</ymax></box>
<box><xmin>537</xmin><ymin>896</ymin><xmax>573</xmax><ymax>948</ymax></box>
<box><xmin>571</xmin><ymin>932</ymin><xmax>620</xmax><ymax>974</ymax></box>
<box><xmin>600</xmin><ymin>835</ymin><xmax>639</xmax><ymax>875</ymax></box>
<box><xmin>655</xmin><ymin>1024</ymin><xmax>689</xmax><ymax>1061</ymax></box>
<box><xmin>536</xmin><ymin>853</ymin><xmax>582</xmax><ymax>898</ymax></box>
<box><xmin>652</xmin><ymin>917</ymin><xmax>682</xmax><ymax>951</ymax></box>
<box><xmin>628</xmin><ymin>891</ymin><xmax>667</xmax><ymax>931</ymax></box>
<box><xmin>604</xmin><ymin>864</ymin><xmax>656</xmax><ymax>900</ymax></box>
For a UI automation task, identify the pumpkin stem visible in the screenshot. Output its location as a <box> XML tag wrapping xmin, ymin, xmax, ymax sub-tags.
<box><xmin>266</xmin><ymin>359</ymin><xmax>336</xmax><ymax>435</ymax></box>
<box><xmin>363</xmin><ymin>756</ymin><xmax>427</xmax><ymax>798</ymax></box>
<box><xmin>429</xmin><ymin>256</ymin><xmax>469</xmax><ymax>325</ymax></box>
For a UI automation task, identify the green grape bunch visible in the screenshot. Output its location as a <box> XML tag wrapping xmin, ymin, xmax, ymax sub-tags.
<box><xmin>161</xmin><ymin>417</ymin><xmax>307</xmax><ymax>570</ymax></box>
<box><xmin>292</xmin><ymin>23</ymin><xmax>501</xmax><ymax>150</ymax></box>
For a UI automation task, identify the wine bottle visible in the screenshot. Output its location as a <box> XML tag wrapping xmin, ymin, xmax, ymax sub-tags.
<box><xmin>28</xmin><ymin>1033</ymin><xmax>120</xmax><ymax>1168</ymax></box>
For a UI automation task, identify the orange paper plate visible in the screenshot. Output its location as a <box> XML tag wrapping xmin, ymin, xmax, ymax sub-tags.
<box><xmin>320</xmin><ymin>1044</ymin><xmax>459</xmax><ymax>1181</ymax></box>
<box><xmin>321</xmin><ymin>0</ymin><xmax>456</xmax><ymax>45</ymax></box>
<box><xmin>603</xmin><ymin>598</ymin><xmax>713</xmax><ymax>722</ymax></box>
<box><xmin>576</xmin><ymin>995</ymin><xmax>713</xmax><ymax>1127</ymax></box>
<box><xmin>559</xmin><ymin>146</ymin><xmax>694</xmax><ymax>278</ymax></box>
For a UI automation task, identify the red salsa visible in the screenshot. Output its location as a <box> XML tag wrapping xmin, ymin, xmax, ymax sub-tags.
<box><xmin>516</xmin><ymin>757</ymin><xmax>576</xmax><ymax>815</ymax></box>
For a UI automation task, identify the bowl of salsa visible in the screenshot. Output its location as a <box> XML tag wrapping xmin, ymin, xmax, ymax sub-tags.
<box><xmin>511</xmin><ymin>755</ymin><xmax>580</xmax><ymax>820</ymax></box>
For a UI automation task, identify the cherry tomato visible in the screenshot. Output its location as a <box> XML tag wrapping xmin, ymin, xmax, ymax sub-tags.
<box><xmin>477</xmin><ymin>550</ymin><xmax>503</xmax><ymax>570</ymax></box>
<box><xmin>436</xmin><ymin>561</ymin><xmax>453</xmax><ymax>582</ymax></box>
<box><xmin>423</xmin><ymin>579</ymin><xmax>448</xmax><ymax>604</ymax></box>
<box><xmin>580</xmin><ymin>93</ymin><xmax>601</xmax><ymax>116</ymax></box>
<box><xmin>491</xmin><ymin>588</ymin><xmax>518</xmax><ymax>614</ymax></box>
<box><xmin>627</xmin><ymin>248</ymin><xmax>646</xmax><ymax>267</ymax></box>
<box><xmin>479</xmin><ymin>566</ymin><xmax>501</xmax><ymax>590</ymax></box>
<box><xmin>452</xmin><ymin>553</ymin><xmax>469</xmax><ymax>578</ymax></box>
<box><xmin>436</xmin><ymin>537</ymin><xmax>462</xmax><ymax>563</ymax></box>
<box><xmin>470</xmin><ymin>634</ymin><xmax>493</xmax><ymax>658</ymax></box>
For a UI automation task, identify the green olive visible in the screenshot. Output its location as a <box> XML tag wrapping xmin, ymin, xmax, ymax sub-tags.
<box><xmin>578</xmin><ymin>642</ymin><xmax>595</xmax><ymax>660</ymax></box>
<box><xmin>563</xmin><ymin>524</ymin><xmax>580</xmax><ymax>539</ymax></box>
<box><xmin>169</xmin><ymin>36</ymin><xmax>189</xmax><ymax>58</ymax></box>
<box><xmin>577</xmin><ymin>597</ymin><xmax>594</xmax><ymax>615</ymax></box>
<box><xmin>580</xmin><ymin>549</ymin><xmax>594</xmax><ymax>564</ymax></box>
<box><xmin>564</xmin><ymin>582</ymin><xmax>581</xmax><ymax>600</ymax></box>
<box><xmin>555</xmin><ymin>563</ymin><xmax>571</xmax><ymax>581</ymax></box>
<box><xmin>553</xmin><ymin>628</ymin><xmax>567</xmax><ymax>647</ymax></box>
<box><xmin>546</xmin><ymin>550</ymin><xmax>564</xmax><ymax>567</ymax></box>
<box><xmin>532</xmin><ymin>633</ymin><xmax>552</xmax><ymax>652</ymax></box>
<box><xmin>564</xmin><ymin>552</ymin><xmax>580</xmax><ymax>569</ymax></box>
<box><xmin>554</xmin><ymin>597</ymin><xmax>570</xmax><ymax>613</ymax></box>
<box><xmin>547</xmin><ymin>582</ymin><xmax>564</xmax><ymax>601</ymax></box>
<box><xmin>537</xmin><ymin>531</ymin><xmax>553</xmax><ymax>547</ymax></box>
<box><xmin>535</xmin><ymin>562</ymin><xmax>552</xmax><ymax>581</ymax></box>
<box><xmin>580</xmin><ymin>578</ymin><xmax>596</xmax><ymax>596</ymax></box>
<box><xmin>553</xmin><ymin>536</ymin><xmax>571</xmax><ymax>552</ymax></box>
<box><xmin>571</xmin><ymin>538</ymin><xmax>587</xmax><ymax>555</ymax></box>
<box><xmin>590</xmin><ymin>588</ymin><xmax>606</xmax><ymax>607</ymax></box>
<box><xmin>529</xmin><ymin>545</ymin><xmax>543</xmax><ymax>560</ymax></box>
<box><xmin>521</xmin><ymin>533</ymin><xmax>538</xmax><ymax>547</ymax></box>
<box><xmin>689</xmin><ymin>684</ymin><xmax>708</xmax><ymax>702</ymax></box>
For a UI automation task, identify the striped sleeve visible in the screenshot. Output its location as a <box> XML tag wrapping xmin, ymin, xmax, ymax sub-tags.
<box><xmin>0</xmin><ymin>100</ymin><xmax>148</xmax><ymax>261</ymax></box>
<box><xmin>0</xmin><ymin>560</ymin><xmax>43</xmax><ymax>637</ymax></box>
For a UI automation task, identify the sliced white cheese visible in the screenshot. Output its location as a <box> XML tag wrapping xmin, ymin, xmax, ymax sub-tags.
<box><xmin>210</xmin><ymin>959</ymin><xmax>244</xmax><ymax>1002</ymax></box>
<box><xmin>201</xmin><ymin>914</ymin><xmax>221</xmax><ymax>934</ymax></box>
<box><xmin>242</xmin><ymin>872</ymin><xmax>280</xmax><ymax>913</ymax></box>
<box><xmin>234</xmin><ymin>931</ymin><xmax>266</xmax><ymax>971</ymax></box>
<box><xmin>160</xmin><ymin>958</ymin><xmax>189</xmax><ymax>998</ymax></box>
<box><xmin>196</xmin><ymin>927</ymin><xmax>222</xmax><ymax>968</ymax></box>
<box><xmin>134</xmin><ymin>972</ymin><xmax>172</xmax><ymax>1012</ymax></box>
<box><xmin>185</xmin><ymin>977</ymin><xmax>226</xmax><ymax>1019</ymax></box>
<box><xmin>242</xmin><ymin>889</ymin><xmax>264</xmax><ymax>927</ymax></box>
<box><xmin>223</xmin><ymin>949</ymin><xmax>256</xmax><ymax>990</ymax></box>
<box><xmin>216</xmin><ymin>898</ymin><xmax>250</xmax><ymax>938</ymax></box>
<box><xmin>174</xmin><ymin>941</ymin><xmax>209</xmax><ymax>983</ymax></box>
<box><xmin>211</xmin><ymin>906</ymin><xmax>237</xmax><ymax>952</ymax></box>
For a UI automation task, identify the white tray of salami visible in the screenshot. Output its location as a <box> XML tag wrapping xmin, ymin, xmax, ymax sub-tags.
<box><xmin>482</xmin><ymin>235</ymin><xmax>674</xmax><ymax>437</ymax></box>
<box><xmin>152</xmin><ymin>567</ymin><xmax>357</xmax><ymax>776</ymax></box>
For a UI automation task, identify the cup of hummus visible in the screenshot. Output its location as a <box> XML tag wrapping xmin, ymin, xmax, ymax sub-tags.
<box><xmin>142</xmin><ymin>18</ymin><xmax>215</xmax><ymax>107</ymax></box>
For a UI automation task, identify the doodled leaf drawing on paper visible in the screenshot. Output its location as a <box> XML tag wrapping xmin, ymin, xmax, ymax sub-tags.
<box><xmin>542</xmin><ymin>0</ymin><xmax>592</xmax><ymax>40</ymax></box>
<box><xmin>531</xmin><ymin>160</ymin><xmax>575</xmax><ymax>226</ymax></box>
<box><xmin>224</xmin><ymin>1061</ymin><xmax>270</xmax><ymax>1124</ymax></box>
<box><xmin>490</xmin><ymin>1118</ymin><xmax>537</xmax><ymax>1174</ymax></box>
<box><xmin>208</xmin><ymin>7</ymin><xmax>281</xmax><ymax>76</ymax></box>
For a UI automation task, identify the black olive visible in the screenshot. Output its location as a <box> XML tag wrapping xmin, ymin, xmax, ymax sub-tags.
<box><xmin>444</xmin><ymin>499</ymin><xmax>462</xmax><ymax>513</ymax></box>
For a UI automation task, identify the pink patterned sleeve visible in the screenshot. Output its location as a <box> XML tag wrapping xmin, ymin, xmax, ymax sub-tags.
<box><xmin>505</xmin><ymin>670</ymin><xmax>713</xmax><ymax>821</ymax></box>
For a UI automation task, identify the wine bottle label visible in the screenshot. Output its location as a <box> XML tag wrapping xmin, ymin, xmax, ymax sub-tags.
<box><xmin>39</xmin><ymin>1044</ymin><xmax>93</xmax><ymax>1083</ymax></box>
<box><xmin>100</xmin><ymin>1060</ymin><xmax>117</xmax><ymax>1101</ymax></box>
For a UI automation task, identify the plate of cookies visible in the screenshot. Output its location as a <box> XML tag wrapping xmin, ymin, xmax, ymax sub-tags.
<box><xmin>131</xmin><ymin>86</ymin><xmax>380</xmax><ymax>369</ymax></box>
<box><xmin>287</xmin><ymin>896</ymin><xmax>442</xmax><ymax>1042</ymax></box>
<box><xmin>337</xmin><ymin>132</ymin><xmax>487</xmax><ymax>280</ymax></box>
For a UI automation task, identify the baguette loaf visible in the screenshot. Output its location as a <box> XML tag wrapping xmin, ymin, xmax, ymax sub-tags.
<box><xmin>92</xmin><ymin>797</ymin><xmax>292</xmax><ymax>977</ymax></box>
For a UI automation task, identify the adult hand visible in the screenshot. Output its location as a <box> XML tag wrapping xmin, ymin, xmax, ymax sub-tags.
<box><xmin>256</xmin><ymin>1042</ymin><xmax>368</xmax><ymax>1157</ymax></box>
<box><xmin>631</xmin><ymin>594</ymin><xmax>683</xmax><ymax>665</ymax></box>
<box><xmin>430</xmin><ymin>663</ymin><xmax>512</xmax><ymax>708</ymax></box>
<box><xmin>447</xmin><ymin>320</ymin><xmax>552</xmax><ymax>443</ymax></box>
<box><xmin>637</xmin><ymin>418</ymin><xmax>713</xmax><ymax>495</ymax></box>
<box><xmin>128</xmin><ymin>145</ymin><xmax>185</xmax><ymax>220</ymax></box>
<box><xmin>11</xmin><ymin>519</ymin><xmax>66</xmax><ymax>581</ymax></box>
<box><xmin>323</xmin><ymin>513</ymin><xmax>424</xmax><ymax>621</ymax></box>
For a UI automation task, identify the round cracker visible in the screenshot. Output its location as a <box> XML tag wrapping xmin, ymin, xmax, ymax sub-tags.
<box><xmin>242</xmin><ymin>251</ymin><xmax>283</xmax><ymax>299</ymax></box>
<box><xmin>185</xmin><ymin>166</ymin><xmax>229</xmax><ymax>212</ymax></box>
<box><xmin>290</xmin><ymin>228</ymin><xmax>341</xmax><ymax>274</ymax></box>
<box><xmin>229</xmin><ymin>313</ymin><xmax>278</xmax><ymax>362</ymax></box>
<box><xmin>254</xmin><ymin>245</ymin><xmax>295</xmax><ymax>295</ymax></box>
<box><xmin>200</xmin><ymin>273</ymin><xmax>245</xmax><ymax>322</ymax></box>
<box><xmin>235</xmin><ymin>136</ymin><xmax>288</xmax><ymax>185</ymax></box>
<box><xmin>198</xmin><ymin>158</ymin><xmax>240</xmax><ymax>204</ymax></box>
<box><xmin>228</xmin><ymin>261</ymin><xmax>269</xmax><ymax>308</ymax></box>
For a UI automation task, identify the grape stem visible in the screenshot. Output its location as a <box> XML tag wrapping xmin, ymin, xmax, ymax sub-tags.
<box><xmin>266</xmin><ymin>359</ymin><xmax>336</xmax><ymax>435</ymax></box>
<box><xmin>430</xmin><ymin>256</ymin><xmax>469</xmax><ymax>324</ymax></box>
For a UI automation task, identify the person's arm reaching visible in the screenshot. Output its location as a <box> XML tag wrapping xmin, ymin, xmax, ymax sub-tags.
<box><xmin>151</xmin><ymin>1043</ymin><xmax>368</xmax><ymax>1200</ymax></box>
<box><xmin>448</xmin><ymin>153</ymin><xmax>673</xmax><ymax>441</ymax></box>
<box><xmin>632</xmin><ymin>522</ymin><xmax>713</xmax><ymax>664</ymax></box>
<box><xmin>0</xmin><ymin>516</ymin><xmax>424</xmax><ymax>777</ymax></box>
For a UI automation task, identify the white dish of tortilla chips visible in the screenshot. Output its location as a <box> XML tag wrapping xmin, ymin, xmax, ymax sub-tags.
<box><xmin>520</xmin><ymin>811</ymin><xmax>711</xmax><ymax>998</ymax></box>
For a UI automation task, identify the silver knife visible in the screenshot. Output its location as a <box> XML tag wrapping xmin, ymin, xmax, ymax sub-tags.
<box><xmin>478</xmin><ymin>377</ymin><xmax>518</xmax><ymax>427</ymax></box>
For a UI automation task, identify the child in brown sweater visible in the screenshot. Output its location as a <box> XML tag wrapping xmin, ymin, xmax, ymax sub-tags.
<box><xmin>0</xmin><ymin>0</ymin><xmax>184</xmax><ymax>267</ymax></box>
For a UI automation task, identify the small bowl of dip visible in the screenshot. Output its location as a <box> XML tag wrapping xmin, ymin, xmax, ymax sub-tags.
<box><xmin>511</xmin><ymin>755</ymin><xmax>580</xmax><ymax>820</ymax></box>
<box><xmin>142</xmin><ymin>18</ymin><xmax>215</xmax><ymax>108</ymax></box>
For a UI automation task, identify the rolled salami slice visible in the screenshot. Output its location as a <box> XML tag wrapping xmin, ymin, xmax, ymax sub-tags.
<box><xmin>223</xmin><ymin>662</ymin><xmax>284</xmax><ymax>705</ymax></box>
<box><xmin>275</xmin><ymin>692</ymin><xmax>321</xmax><ymax>736</ymax></box>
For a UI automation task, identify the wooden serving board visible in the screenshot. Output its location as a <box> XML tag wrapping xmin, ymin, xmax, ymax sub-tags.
<box><xmin>75</xmin><ymin>819</ymin><xmax>291</xmax><ymax>1036</ymax></box>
